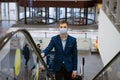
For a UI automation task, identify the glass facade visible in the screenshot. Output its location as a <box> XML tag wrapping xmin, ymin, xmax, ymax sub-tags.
<box><xmin>18</xmin><ymin>7</ymin><xmax>96</xmax><ymax>25</ymax></box>
<box><xmin>0</xmin><ymin>2</ymin><xmax>97</xmax><ymax>25</ymax></box>
<box><xmin>0</xmin><ymin>2</ymin><xmax>17</xmax><ymax>20</ymax></box>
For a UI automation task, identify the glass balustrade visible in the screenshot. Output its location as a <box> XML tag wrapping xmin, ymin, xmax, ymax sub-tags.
<box><xmin>0</xmin><ymin>30</ymin><xmax>53</xmax><ymax>80</ymax></box>
<box><xmin>93</xmin><ymin>51</ymin><xmax>120</xmax><ymax>80</ymax></box>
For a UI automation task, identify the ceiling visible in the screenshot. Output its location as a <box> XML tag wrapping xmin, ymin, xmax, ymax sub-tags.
<box><xmin>0</xmin><ymin>0</ymin><xmax>102</xmax><ymax>8</ymax></box>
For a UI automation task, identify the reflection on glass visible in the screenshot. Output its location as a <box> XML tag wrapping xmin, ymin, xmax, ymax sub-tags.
<box><xmin>0</xmin><ymin>32</ymin><xmax>47</xmax><ymax>80</ymax></box>
<box><xmin>93</xmin><ymin>52</ymin><xmax>120</xmax><ymax>80</ymax></box>
<box><xmin>17</xmin><ymin>6</ymin><xmax>96</xmax><ymax>25</ymax></box>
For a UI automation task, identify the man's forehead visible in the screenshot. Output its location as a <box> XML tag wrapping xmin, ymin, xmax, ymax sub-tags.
<box><xmin>60</xmin><ymin>23</ymin><xmax>67</xmax><ymax>26</ymax></box>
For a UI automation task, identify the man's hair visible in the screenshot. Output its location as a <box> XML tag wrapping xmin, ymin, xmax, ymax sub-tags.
<box><xmin>25</xmin><ymin>43</ymin><xmax>28</xmax><ymax>47</ymax></box>
<box><xmin>59</xmin><ymin>20</ymin><xmax>69</xmax><ymax>26</ymax></box>
<box><xmin>37</xmin><ymin>43</ymin><xmax>40</xmax><ymax>47</ymax></box>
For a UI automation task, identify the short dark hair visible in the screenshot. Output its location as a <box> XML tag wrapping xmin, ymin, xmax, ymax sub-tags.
<box><xmin>37</xmin><ymin>43</ymin><xmax>40</xmax><ymax>47</ymax></box>
<box><xmin>25</xmin><ymin>43</ymin><xmax>28</xmax><ymax>47</ymax></box>
<box><xmin>59</xmin><ymin>20</ymin><xmax>69</xmax><ymax>26</ymax></box>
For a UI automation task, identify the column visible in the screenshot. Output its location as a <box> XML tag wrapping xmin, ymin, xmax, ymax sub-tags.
<box><xmin>93</xmin><ymin>4</ymin><xmax>98</xmax><ymax>24</ymax></box>
<box><xmin>65</xmin><ymin>8</ymin><xmax>67</xmax><ymax>21</ymax></box>
<box><xmin>85</xmin><ymin>8</ymin><xmax>88</xmax><ymax>25</ymax></box>
<box><xmin>116</xmin><ymin>0</ymin><xmax>120</xmax><ymax>24</ymax></box>
<box><xmin>24</xmin><ymin>6</ymin><xmax>27</xmax><ymax>24</ymax></box>
<box><xmin>16</xmin><ymin>2</ymin><xmax>19</xmax><ymax>21</ymax></box>
<box><xmin>102</xmin><ymin>0</ymin><xmax>107</xmax><ymax>10</ymax></box>
<box><xmin>71</xmin><ymin>8</ymin><xmax>74</xmax><ymax>24</ymax></box>
<box><xmin>40</xmin><ymin>8</ymin><xmax>42</xmax><ymax>22</ymax></box>
<box><xmin>8</xmin><ymin>2</ymin><xmax>10</xmax><ymax>20</ymax></box>
<box><xmin>55</xmin><ymin>7</ymin><xmax>58</xmax><ymax>22</ymax></box>
<box><xmin>45</xmin><ymin>7</ymin><xmax>47</xmax><ymax>24</ymax></box>
<box><xmin>84</xmin><ymin>8</ymin><xmax>86</xmax><ymax>25</ymax></box>
<box><xmin>109</xmin><ymin>0</ymin><xmax>114</xmax><ymax>16</ymax></box>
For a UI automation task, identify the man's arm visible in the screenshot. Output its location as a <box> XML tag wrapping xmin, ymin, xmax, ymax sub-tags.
<box><xmin>42</xmin><ymin>37</ymin><xmax>55</xmax><ymax>57</ymax></box>
<box><xmin>72</xmin><ymin>38</ymin><xmax>78</xmax><ymax>78</ymax></box>
<box><xmin>73</xmin><ymin>39</ymin><xmax>78</xmax><ymax>71</ymax></box>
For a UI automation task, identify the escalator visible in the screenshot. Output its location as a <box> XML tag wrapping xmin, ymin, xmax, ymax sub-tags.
<box><xmin>0</xmin><ymin>29</ymin><xmax>54</xmax><ymax>80</ymax></box>
<box><xmin>92</xmin><ymin>51</ymin><xmax>120</xmax><ymax>80</ymax></box>
<box><xmin>0</xmin><ymin>29</ymin><xmax>120</xmax><ymax>80</ymax></box>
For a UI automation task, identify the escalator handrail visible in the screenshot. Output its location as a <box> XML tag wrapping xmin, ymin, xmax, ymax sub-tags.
<box><xmin>92</xmin><ymin>51</ymin><xmax>120</xmax><ymax>80</ymax></box>
<box><xmin>0</xmin><ymin>29</ymin><xmax>54</xmax><ymax>80</ymax></box>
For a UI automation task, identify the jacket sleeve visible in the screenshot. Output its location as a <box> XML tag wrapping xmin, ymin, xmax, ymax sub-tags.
<box><xmin>43</xmin><ymin>37</ymin><xmax>54</xmax><ymax>56</ymax></box>
<box><xmin>73</xmin><ymin>39</ymin><xmax>78</xmax><ymax>71</ymax></box>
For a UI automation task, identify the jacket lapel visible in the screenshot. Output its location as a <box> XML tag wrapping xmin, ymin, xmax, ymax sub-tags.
<box><xmin>64</xmin><ymin>35</ymin><xmax>70</xmax><ymax>52</ymax></box>
<box><xmin>57</xmin><ymin>35</ymin><xmax>64</xmax><ymax>52</ymax></box>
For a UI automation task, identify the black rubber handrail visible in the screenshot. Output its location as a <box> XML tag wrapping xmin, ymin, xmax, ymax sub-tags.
<box><xmin>92</xmin><ymin>51</ymin><xmax>120</xmax><ymax>80</ymax></box>
<box><xmin>0</xmin><ymin>29</ymin><xmax>54</xmax><ymax>80</ymax></box>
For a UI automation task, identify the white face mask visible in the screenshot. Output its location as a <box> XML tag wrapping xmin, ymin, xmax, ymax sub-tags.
<box><xmin>60</xmin><ymin>28</ymin><xmax>67</xmax><ymax>34</ymax></box>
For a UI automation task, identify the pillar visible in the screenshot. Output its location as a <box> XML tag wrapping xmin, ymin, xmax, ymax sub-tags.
<box><xmin>85</xmin><ymin>8</ymin><xmax>88</xmax><ymax>25</ymax></box>
<box><xmin>24</xmin><ymin>6</ymin><xmax>27</xmax><ymax>24</ymax></box>
<box><xmin>94</xmin><ymin>5</ymin><xmax>98</xmax><ymax>23</ymax></box>
<box><xmin>109</xmin><ymin>0</ymin><xmax>114</xmax><ymax>16</ymax></box>
<box><xmin>102</xmin><ymin>0</ymin><xmax>107</xmax><ymax>10</ymax></box>
<box><xmin>55</xmin><ymin>7</ymin><xmax>58</xmax><ymax>22</ymax></box>
<box><xmin>65</xmin><ymin>8</ymin><xmax>67</xmax><ymax>21</ymax></box>
<box><xmin>16</xmin><ymin>2</ymin><xmax>19</xmax><ymax>21</ymax></box>
<box><xmin>116</xmin><ymin>0</ymin><xmax>120</xmax><ymax>23</ymax></box>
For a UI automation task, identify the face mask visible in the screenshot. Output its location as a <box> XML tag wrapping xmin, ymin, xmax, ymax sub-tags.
<box><xmin>60</xmin><ymin>28</ymin><xmax>67</xmax><ymax>34</ymax></box>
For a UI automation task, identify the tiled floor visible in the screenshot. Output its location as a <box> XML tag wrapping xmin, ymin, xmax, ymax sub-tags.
<box><xmin>78</xmin><ymin>50</ymin><xmax>103</xmax><ymax>80</ymax></box>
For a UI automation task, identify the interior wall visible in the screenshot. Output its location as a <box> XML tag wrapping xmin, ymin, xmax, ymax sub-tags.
<box><xmin>98</xmin><ymin>9</ymin><xmax>120</xmax><ymax>66</ymax></box>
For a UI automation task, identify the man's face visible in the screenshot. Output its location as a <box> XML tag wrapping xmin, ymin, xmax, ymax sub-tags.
<box><xmin>37</xmin><ymin>45</ymin><xmax>40</xmax><ymax>48</ymax></box>
<box><xmin>59</xmin><ymin>23</ymin><xmax>68</xmax><ymax>30</ymax></box>
<box><xmin>58</xmin><ymin>23</ymin><xmax>68</xmax><ymax>35</ymax></box>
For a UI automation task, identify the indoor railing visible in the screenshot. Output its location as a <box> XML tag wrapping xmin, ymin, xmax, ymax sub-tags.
<box><xmin>92</xmin><ymin>51</ymin><xmax>120</xmax><ymax>80</ymax></box>
<box><xmin>0</xmin><ymin>29</ymin><xmax>54</xmax><ymax>80</ymax></box>
<box><xmin>1</xmin><ymin>28</ymin><xmax>120</xmax><ymax>80</ymax></box>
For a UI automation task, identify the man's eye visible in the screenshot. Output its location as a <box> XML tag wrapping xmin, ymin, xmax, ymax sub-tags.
<box><xmin>60</xmin><ymin>26</ymin><xmax>63</xmax><ymax>28</ymax></box>
<box><xmin>60</xmin><ymin>26</ymin><xmax>67</xmax><ymax>28</ymax></box>
<box><xmin>64</xmin><ymin>26</ymin><xmax>67</xmax><ymax>28</ymax></box>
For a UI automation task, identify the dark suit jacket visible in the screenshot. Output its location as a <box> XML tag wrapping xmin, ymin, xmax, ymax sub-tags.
<box><xmin>22</xmin><ymin>46</ymin><xmax>30</xmax><ymax>60</ymax></box>
<box><xmin>43</xmin><ymin>35</ymin><xmax>78</xmax><ymax>72</ymax></box>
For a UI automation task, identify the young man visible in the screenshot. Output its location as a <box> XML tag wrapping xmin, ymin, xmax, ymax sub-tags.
<box><xmin>31</xmin><ymin>44</ymin><xmax>45</xmax><ymax>79</ymax></box>
<box><xmin>31</xmin><ymin>44</ymin><xmax>43</xmax><ymax>71</ymax></box>
<box><xmin>22</xmin><ymin>43</ymin><xmax>30</xmax><ymax>67</ymax></box>
<box><xmin>41</xmin><ymin>21</ymin><xmax>78</xmax><ymax>80</ymax></box>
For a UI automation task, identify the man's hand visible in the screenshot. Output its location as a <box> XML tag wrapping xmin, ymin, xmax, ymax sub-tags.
<box><xmin>39</xmin><ymin>65</ymin><xmax>45</xmax><ymax>70</ymax></box>
<box><xmin>72</xmin><ymin>71</ymin><xmax>77</xmax><ymax>78</ymax></box>
<box><xmin>41</xmin><ymin>53</ymin><xmax>45</xmax><ymax>58</ymax></box>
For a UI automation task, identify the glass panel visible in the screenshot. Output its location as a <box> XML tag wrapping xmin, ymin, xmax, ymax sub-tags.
<box><xmin>0</xmin><ymin>32</ymin><xmax>47</xmax><ymax>80</ymax></box>
<box><xmin>93</xmin><ymin>52</ymin><xmax>120</xmax><ymax>80</ymax></box>
<box><xmin>49</xmin><ymin>7</ymin><xmax>56</xmax><ymax>19</ymax></box>
<box><xmin>59</xmin><ymin>8</ymin><xmax>65</xmax><ymax>19</ymax></box>
<box><xmin>49</xmin><ymin>7</ymin><xmax>56</xmax><ymax>23</ymax></box>
<box><xmin>19</xmin><ymin>6</ymin><xmax>25</xmax><ymax>19</ymax></box>
<box><xmin>18</xmin><ymin>6</ymin><xmax>95</xmax><ymax>25</ymax></box>
<box><xmin>1</xmin><ymin>3</ymin><xmax>9</xmax><ymax>20</ymax></box>
<box><xmin>87</xmin><ymin>7</ymin><xmax>95</xmax><ymax>24</ymax></box>
<box><xmin>74</xmin><ymin>8</ymin><xmax>80</xmax><ymax>18</ymax></box>
<box><xmin>81</xmin><ymin>8</ymin><xmax>84</xmax><ymax>18</ymax></box>
<box><xmin>66</xmin><ymin>8</ymin><xmax>73</xmax><ymax>24</ymax></box>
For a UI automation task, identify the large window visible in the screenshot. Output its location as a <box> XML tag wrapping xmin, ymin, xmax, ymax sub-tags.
<box><xmin>1</xmin><ymin>2</ymin><xmax>17</xmax><ymax>20</ymax></box>
<box><xmin>18</xmin><ymin>6</ymin><xmax>96</xmax><ymax>25</ymax></box>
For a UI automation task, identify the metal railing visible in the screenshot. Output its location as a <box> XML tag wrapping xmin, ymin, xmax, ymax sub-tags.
<box><xmin>92</xmin><ymin>51</ymin><xmax>120</xmax><ymax>80</ymax></box>
<box><xmin>0</xmin><ymin>29</ymin><xmax>54</xmax><ymax>80</ymax></box>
